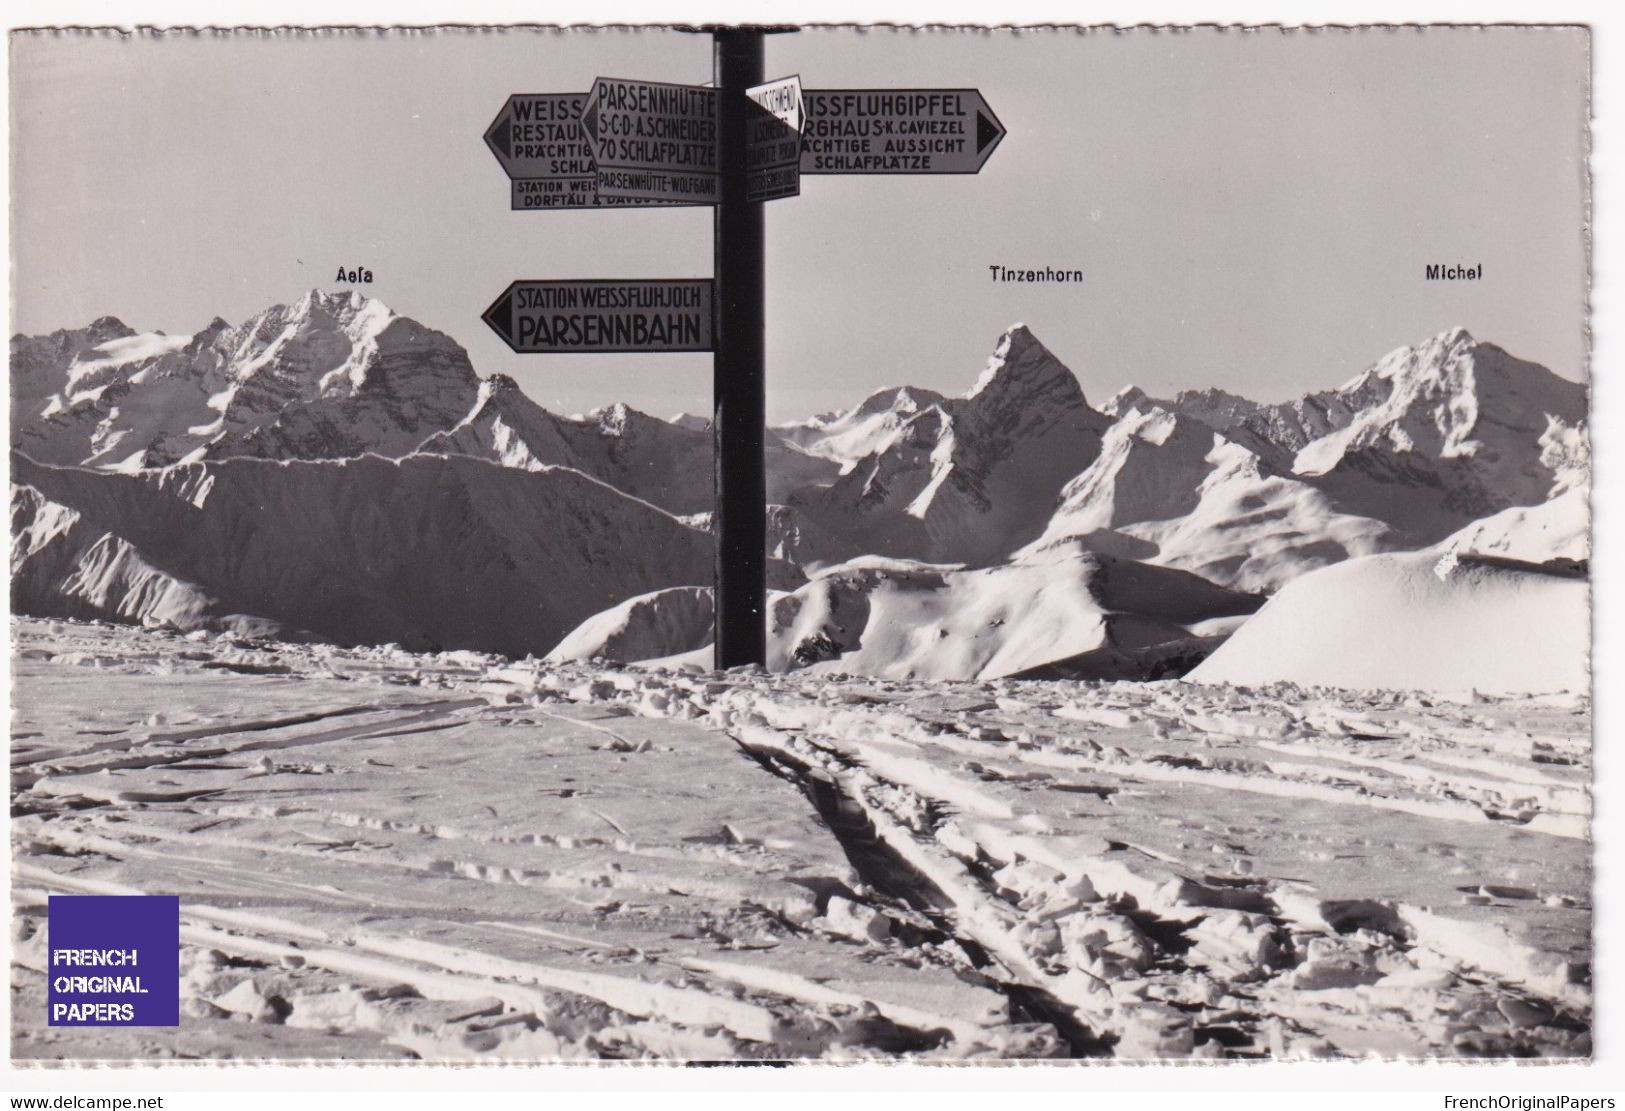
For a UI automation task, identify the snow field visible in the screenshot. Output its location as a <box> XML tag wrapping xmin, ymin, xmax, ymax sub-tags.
<box><xmin>12</xmin><ymin>618</ymin><xmax>1591</xmax><ymax>1061</ymax></box>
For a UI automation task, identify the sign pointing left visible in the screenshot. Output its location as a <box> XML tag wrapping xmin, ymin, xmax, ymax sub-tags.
<box><xmin>483</xmin><ymin>93</ymin><xmax>599</xmax><ymax>210</ymax></box>
<box><xmin>483</xmin><ymin>93</ymin><xmax>695</xmax><ymax>209</ymax></box>
<box><xmin>484</xmin><ymin>93</ymin><xmax>594</xmax><ymax>178</ymax></box>
<box><xmin>483</xmin><ymin>280</ymin><xmax>715</xmax><ymax>354</ymax></box>
<box><xmin>581</xmin><ymin>77</ymin><xmax>721</xmax><ymax>204</ymax></box>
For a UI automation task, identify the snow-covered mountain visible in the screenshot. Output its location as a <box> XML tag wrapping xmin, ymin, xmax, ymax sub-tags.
<box><xmin>1289</xmin><ymin>329</ymin><xmax>1586</xmax><ymax>541</ymax></box>
<box><xmin>11</xmin><ymin>451</ymin><xmax>713</xmax><ymax>658</ymax></box>
<box><xmin>423</xmin><ymin>376</ymin><xmax>838</xmax><ymax>515</ymax></box>
<box><xmin>419</xmin><ymin>376</ymin><xmax>717</xmax><ymax>515</ymax></box>
<box><xmin>15</xmin><ymin>291</ymin><xmax>485</xmax><ymax>471</ymax></box>
<box><xmin>775</xmin><ymin>384</ymin><xmax>950</xmax><ymax>466</ymax></box>
<box><xmin>1435</xmin><ymin>486</ymin><xmax>1589</xmax><ymax>566</ymax></box>
<box><xmin>1433</xmin><ymin>400</ymin><xmax>1589</xmax><ymax>567</ymax></box>
<box><xmin>1031</xmin><ymin>329</ymin><xmax>1587</xmax><ymax>591</ymax></box>
<box><xmin>1026</xmin><ymin>408</ymin><xmax>1396</xmax><ymax>593</ymax></box>
<box><xmin>10</xmin><ymin>292</ymin><xmax>837</xmax><ymax>515</ymax></box>
<box><xmin>1114</xmin><ymin>330</ymin><xmax>1586</xmax><ymax>543</ymax></box>
<box><xmin>12</xmin><ymin>315</ymin><xmax>139</xmax><ymax>422</ymax></box>
<box><xmin>778</xmin><ymin>325</ymin><xmax>1585</xmax><ymax>590</ymax></box>
<box><xmin>786</xmin><ymin>325</ymin><xmax>1113</xmax><ymax>566</ymax></box>
<box><xmin>11</xmin><ymin>295</ymin><xmax>1588</xmax><ymax>683</ymax></box>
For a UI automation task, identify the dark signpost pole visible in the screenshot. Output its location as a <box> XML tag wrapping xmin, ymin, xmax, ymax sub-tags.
<box><xmin>712</xmin><ymin>29</ymin><xmax>767</xmax><ymax>669</ymax></box>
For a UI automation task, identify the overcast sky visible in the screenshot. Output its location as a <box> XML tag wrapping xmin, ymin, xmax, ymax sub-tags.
<box><xmin>11</xmin><ymin>25</ymin><xmax>1588</xmax><ymax>422</ymax></box>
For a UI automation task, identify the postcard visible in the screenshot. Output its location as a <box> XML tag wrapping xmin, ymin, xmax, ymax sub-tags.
<box><xmin>8</xmin><ymin>23</ymin><xmax>1593</xmax><ymax>1064</ymax></box>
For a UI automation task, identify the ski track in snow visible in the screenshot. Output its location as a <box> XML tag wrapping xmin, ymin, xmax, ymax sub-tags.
<box><xmin>11</xmin><ymin>618</ymin><xmax>1591</xmax><ymax>1061</ymax></box>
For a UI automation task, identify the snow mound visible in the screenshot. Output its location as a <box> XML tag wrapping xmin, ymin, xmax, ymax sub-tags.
<box><xmin>1188</xmin><ymin>551</ymin><xmax>1588</xmax><ymax>694</ymax></box>
<box><xmin>547</xmin><ymin>586</ymin><xmax>714</xmax><ymax>663</ymax></box>
<box><xmin>768</xmin><ymin>541</ymin><xmax>1260</xmax><ymax>682</ymax></box>
<box><xmin>1436</xmin><ymin>486</ymin><xmax>1589</xmax><ymax>565</ymax></box>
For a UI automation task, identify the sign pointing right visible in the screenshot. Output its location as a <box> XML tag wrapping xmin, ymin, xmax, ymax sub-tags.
<box><xmin>745</xmin><ymin>74</ymin><xmax>804</xmax><ymax>203</ymax></box>
<box><xmin>800</xmin><ymin>89</ymin><xmax>1006</xmax><ymax>174</ymax></box>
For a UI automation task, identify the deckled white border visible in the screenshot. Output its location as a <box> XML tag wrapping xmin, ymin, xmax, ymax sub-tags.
<box><xmin>2</xmin><ymin>0</ymin><xmax>1618</xmax><ymax>1099</ymax></box>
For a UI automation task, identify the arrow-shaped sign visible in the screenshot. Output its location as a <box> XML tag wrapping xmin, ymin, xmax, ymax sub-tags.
<box><xmin>483</xmin><ymin>93</ymin><xmax>595</xmax><ymax>178</ymax></box>
<box><xmin>747</xmin><ymin>73</ymin><xmax>804</xmax><ymax>133</ymax></box>
<box><xmin>582</xmin><ymin>77</ymin><xmax>721</xmax><ymax>204</ymax></box>
<box><xmin>483</xmin><ymin>280</ymin><xmax>715</xmax><ymax>354</ymax></box>
<box><xmin>483</xmin><ymin>93</ymin><xmax>602</xmax><ymax>209</ymax></box>
<box><xmin>744</xmin><ymin>74</ymin><xmax>803</xmax><ymax>202</ymax></box>
<box><xmin>483</xmin><ymin>93</ymin><xmax>698</xmax><ymax>209</ymax></box>
<box><xmin>800</xmin><ymin>89</ymin><xmax>1005</xmax><ymax>174</ymax></box>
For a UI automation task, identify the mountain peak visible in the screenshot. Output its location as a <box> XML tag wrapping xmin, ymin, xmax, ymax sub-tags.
<box><xmin>987</xmin><ymin>322</ymin><xmax>1039</xmax><ymax>365</ymax></box>
<box><xmin>184</xmin><ymin>315</ymin><xmax>233</xmax><ymax>355</ymax></box>
<box><xmin>792</xmin><ymin>324</ymin><xmax>1111</xmax><ymax>566</ymax></box>
<box><xmin>1103</xmin><ymin>385</ymin><xmax>1148</xmax><ymax>417</ymax></box>
<box><xmin>967</xmin><ymin>324</ymin><xmax>1093</xmax><ymax>412</ymax></box>
<box><xmin>464</xmin><ymin>373</ymin><xmax>526</xmax><ymax>416</ymax></box>
<box><xmin>274</xmin><ymin>289</ymin><xmax>400</xmax><ymax>336</ymax></box>
<box><xmin>1291</xmin><ymin>329</ymin><xmax>1587</xmax><ymax>520</ymax></box>
<box><xmin>88</xmin><ymin>315</ymin><xmax>133</xmax><ymax>335</ymax></box>
<box><xmin>595</xmin><ymin>402</ymin><xmax>633</xmax><ymax>436</ymax></box>
<box><xmin>845</xmin><ymin>384</ymin><xmax>945</xmax><ymax>423</ymax></box>
<box><xmin>1363</xmin><ymin>326</ymin><xmax>1480</xmax><ymax>390</ymax></box>
<box><xmin>11</xmin><ymin>315</ymin><xmax>135</xmax><ymax>348</ymax></box>
<box><xmin>298</xmin><ymin>287</ymin><xmax>368</xmax><ymax>311</ymax></box>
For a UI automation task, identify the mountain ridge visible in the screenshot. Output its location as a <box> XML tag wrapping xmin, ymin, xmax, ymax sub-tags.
<box><xmin>11</xmin><ymin>294</ymin><xmax>1589</xmax><ymax>677</ymax></box>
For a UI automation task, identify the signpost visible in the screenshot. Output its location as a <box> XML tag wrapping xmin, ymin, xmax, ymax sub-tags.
<box><xmin>482</xmin><ymin>280</ymin><xmax>713</xmax><ymax>354</ymax></box>
<box><xmin>711</xmin><ymin>31</ymin><xmax>768</xmax><ymax>668</ymax></box>
<box><xmin>482</xmin><ymin>35</ymin><xmax>1006</xmax><ymax>667</ymax></box>
<box><xmin>801</xmin><ymin>89</ymin><xmax>1005</xmax><ymax>174</ymax></box>
<box><xmin>581</xmin><ymin>77</ymin><xmax>721</xmax><ymax>204</ymax></box>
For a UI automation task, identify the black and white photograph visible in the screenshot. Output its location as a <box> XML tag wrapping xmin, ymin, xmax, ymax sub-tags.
<box><xmin>5</xmin><ymin>16</ymin><xmax>1605</xmax><ymax>1074</ymax></box>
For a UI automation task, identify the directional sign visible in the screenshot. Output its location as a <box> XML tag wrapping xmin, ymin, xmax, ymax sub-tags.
<box><xmin>745</xmin><ymin>74</ymin><xmax>803</xmax><ymax>203</ymax></box>
<box><xmin>800</xmin><ymin>89</ymin><xmax>1005</xmax><ymax>174</ymax></box>
<box><xmin>581</xmin><ymin>77</ymin><xmax>721</xmax><ymax>204</ymax></box>
<box><xmin>484</xmin><ymin>93</ymin><xmax>697</xmax><ymax>210</ymax></box>
<box><xmin>484</xmin><ymin>93</ymin><xmax>595</xmax><ymax>205</ymax></box>
<box><xmin>747</xmin><ymin>74</ymin><xmax>804</xmax><ymax>133</ymax></box>
<box><xmin>483</xmin><ymin>280</ymin><xmax>714</xmax><ymax>354</ymax></box>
